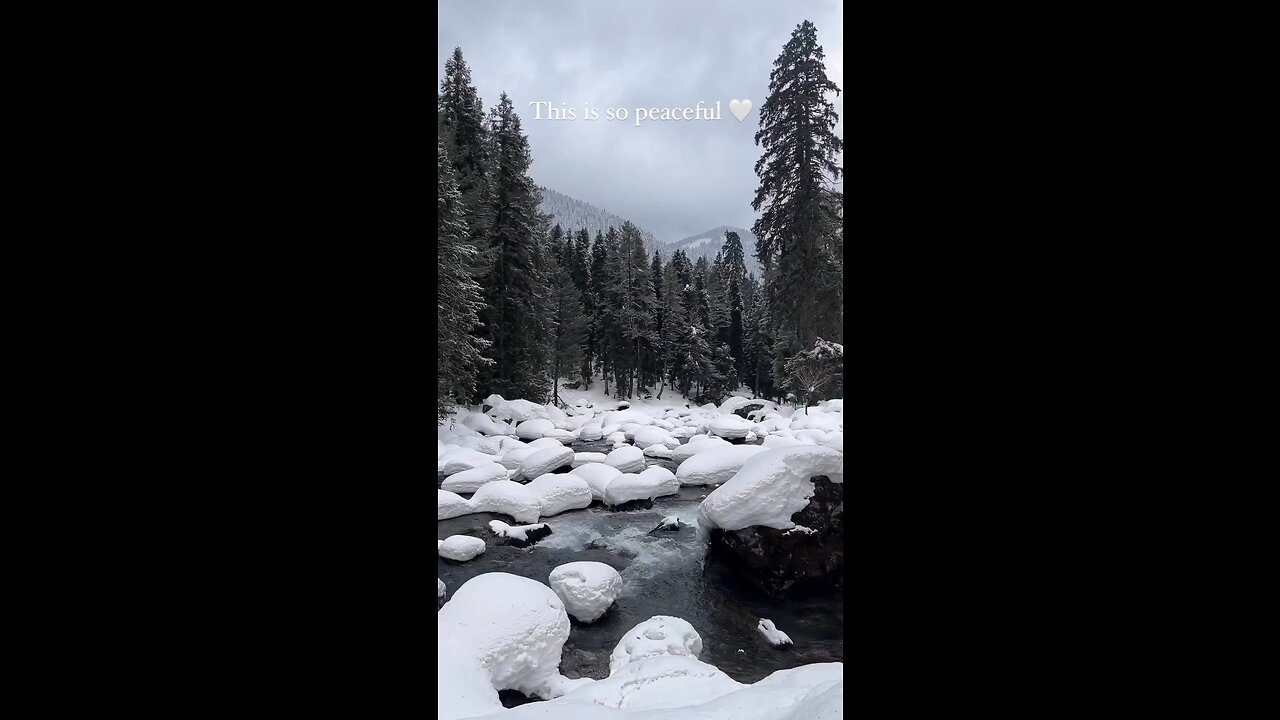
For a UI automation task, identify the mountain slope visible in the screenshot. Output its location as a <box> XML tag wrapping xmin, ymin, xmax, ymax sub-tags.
<box><xmin>538</xmin><ymin>187</ymin><xmax>656</xmax><ymax>254</ymax></box>
<box><xmin>663</xmin><ymin>226</ymin><xmax>762</xmax><ymax>278</ymax></box>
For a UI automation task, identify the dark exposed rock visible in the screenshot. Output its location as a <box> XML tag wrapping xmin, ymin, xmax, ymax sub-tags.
<box><xmin>707</xmin><ymin>475</ymin><xmax>843</xmax><ymax>599</ymax></box>
<box><xmin>610</xmin><ymin>498</ymin><xmax>655</xmax><ymax>512</ymax></box>
<box><xmin>496</xmin><ymin>524</ymin><xmax>553</xmax><ymax>548</ymax></box>
<box><xmin>733</xmin><ymin>402</ymin><xmax>766</xmax><ymax>419</ymax></box>
<box><xmin>550</xmin><ymin>464</ymin><xmax>574</xmax><ymax>474</ymax></box>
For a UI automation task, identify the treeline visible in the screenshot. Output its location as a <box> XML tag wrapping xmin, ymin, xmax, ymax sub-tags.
<box><xmin>438</xmin><ymin>19</ymin><xmax>843</xmax><ymax>417</ymax></box>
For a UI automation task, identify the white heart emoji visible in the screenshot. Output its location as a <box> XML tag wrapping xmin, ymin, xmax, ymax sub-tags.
<box><xmin>729</xmin><ymin>99</ymin><xmax>752</xmax><ymax>122</ymax></box>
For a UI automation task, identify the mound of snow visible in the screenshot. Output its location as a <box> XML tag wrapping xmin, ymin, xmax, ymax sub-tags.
<box><xmin>570</xmin><ymin>463</ymin><xmax>622</xmax><ymax>501</ymax></box>
<box><xmin>438</xmin><ymin>578</ymin><xmax>446</xmax><ymax>598</ymax></box>
<box><xmin>489</xmin><ymin>520</ymin><xmax>550</xmax><ymax>542</ymax></box>
<box><xmin>605</xmin><ymin>445</ymin><xmax>645</xmax><ymax>474</ymax></box>
<box><xmin>708</xmin><ymin>414</ymin><xmax>754</xmax><ymax>440</ymax></box>
<box><xmin>699</xmin><ymin>445</ymin><xmax>844</xmax><ymax>531</ymax></box>
<box><xmin>438</xmin><ymin>489</ymin><xmax>471</xmax><ymax>520</ymax></box>
<box><xmin>461</xmin><ymin>412</ymin><xmax>516</xmax><ymax>436</ymax></box>
<box><xmin>548</xmin><ymin>561</ymin><xmax>623</xmax><ymax>623</ymax></box>
<box><xmin>788</xmin><ymin>412</ymin><xmax>842</xmax><ymax>433</ymax></box>
<box><xmin>469</xmin><ymin>480</ymin><xmax>542</xmax><ymax>523</ymax></box>
<box><xmin>438</xmin><ymin>535</ymin><xmax>486</xmax><ymax>561</ymax></box>
<box><xmin>527</xmin><ymin>473</ymin><xmax>592</xmax><ymax>516</ymax></box>
<box><xmin>437</xmin><ymin>573</ymin><xmax>573</xmax><ymax>719</ymax></box>
<box><xmin>578</xmin><ymin>423</ymin><xmax>604</xmax><ymax>441</ymax></box>
<box><xmin>439</xmin><ymin>447</ymin><xmax>500</xmax><ymax>475</ymax></box>
<box><xmin>499</xmin><ymin>444</ymin><xmax>539</xmax><ymax>471</ymax></box>
<box><xmin>439</xmin><ymin>462</ymin><xmax>507</xmax><ymax>494</ymax></box>
<box><xmin>604</xmin><ymin>471</ymin><xmax>678</xmax><ymax>506</ymax></box>
<box><xmin>676</xmin><ymin>445</ymin><xmax>768</xmax><ymax>486</ymax></box>
<box><xmin>794</xmin><ymin>428</ymin><xmax>830</xmax><ymax>444</ymax></box>
<box><xmin>823</xmin><ymin>431</ymin><xmax>843</xmax><ymax>453</ymax></box>
<box><xmin>610</xmin><ymin>615</ymin><xmax>704</xmax><ymax>673</ymax></box>
<box><xmin>757</xmin><ymin>619</ymin><xmax>793</xmax><ymax>646</ymax></box>
<box><xmin>527</xmin><ymin>437</ymin><xmax>568</xmax><ymax>450</ymax></box>
<box><xmin>544</xmin><ymin>428</ymin><xmax>578</xmax><ymax>444</ymax></box>
<box><xmin>670</xmin><ymin>435</ymin><xmax>732</xmax><ymax>464</ymax></box>
<box><xmin>632</xmin><ymin>426</ymin><xmax>677</xmax><ymax>449</ymax></box>
<box><xmin>519</xmin><ymin>446</ymin><xmax>574</xmax><ymax>479</ymax></box>
<box><xmin>515</xmin><ymin>418</ymin><xmax>556</xmax><ymax>440</ymax></box>
<box><xmin>572</xmin><ymin>451</ymin><xmax>607</xmax><ymax>467</ymax></box>
<box><xmin>487</xmin><ymin>399</ymin><xmax>549</xmax><ymax>423</ymax></box>
<box><xmin>762</xmin><ymin>435</ymin><xmax>804</xmax><ymax>449</ymax></box>
<box><xmin>643</xmin><ymin>443</ymin><xmax>673</xmax><ymax>458</ymax></box>
<box><xmin>601</xmin><ymin>409</ymin><xmax>655</xmax><ymax>428</ymax></box>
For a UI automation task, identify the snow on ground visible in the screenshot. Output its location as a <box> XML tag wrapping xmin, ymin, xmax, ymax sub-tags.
<box><xmin>699</xmin><ymin>446</ymin><xmax>845</xmax><ymax>531</ymax></box>
<box><xmin>548</xmin><ymin>561</ymin><xmax>623</xmax><ymax>622</ymax></box>
<box><xmin>757</xmin><ymin>619</ymin><xmax>793</xmax><ymax>646</ymax></box>
<box><xmin>676</xmin><ymin>445</ymin><xmax>768</xmax><ymax>486</ymax></box>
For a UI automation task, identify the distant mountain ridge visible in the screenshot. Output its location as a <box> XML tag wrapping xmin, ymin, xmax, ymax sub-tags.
<box><xmin>663</xmin><ymin>226</ymin><xmax>762</xmax><ymax>278</ymax></box>
<box><xmin>538</xmin><ymin>186</ymin><xmax>656</xmax><ymax>255</ymax></box>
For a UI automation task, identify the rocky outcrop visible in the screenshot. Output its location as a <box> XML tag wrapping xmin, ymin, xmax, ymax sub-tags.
<box><xmin>707</xmin><ymin>475</ymin><xmax>842</xmax><ymax>598</ymax></box>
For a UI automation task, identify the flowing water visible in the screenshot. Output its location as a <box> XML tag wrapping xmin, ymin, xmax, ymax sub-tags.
<box><xmin>437</xmin><ymin>437</ymin><xmax>844</xmax><ymax>685</ymax></box>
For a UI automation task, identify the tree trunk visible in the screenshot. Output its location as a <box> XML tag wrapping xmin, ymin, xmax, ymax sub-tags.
<box><xmin>553</xmin><ymin>357</ymin><xmax>560</xmax><ymax>406</ymax></box>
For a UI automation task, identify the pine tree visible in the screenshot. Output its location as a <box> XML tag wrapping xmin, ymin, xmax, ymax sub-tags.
<box><xmin>721</xmin><ymin>231</ymin><xmax>748</xmax><ymax>381</ymax></box>
<box><xmin>751</xmin><ymin>20</ymin><xmax>844</xmax><ymax>378</ymax></box>
<box><xmin>590</xmin><ymin>228</ymin><xmax>618</xmax><ymax>395</ymax></box>
<box><xmin>548</xmin><ymin>253</ymin><xmax>587</xmax><ymax>405</ymax></box>
<box><xmin>476</xmin><ymin>92</ymin><xmax>551</xmax><ymax>402</ymax></box>
<box><xmin>571</xmin><ymin>228</ymin><xmax>593</xmax><ymax>388</ymax></box>
<box><xmin>438</xmin><ymin>140</ymin><xmax>491</xmax><ymax>417</ymax></box>
<box><xmin>439</xmin><ymin>48</ymin><xmax>496</xmax><ymax>274</ymax></box>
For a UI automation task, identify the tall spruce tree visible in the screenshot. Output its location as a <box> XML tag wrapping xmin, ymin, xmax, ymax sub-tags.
<box><xmin>571</xmin><ymin>228</ymin><xmax>593</xmax><ymax>387</ymax></box>
<box><xmin>548</xmin><ymin>253</ymin><xmax>586</xmax><ymax>406</ymax></box>
<box><xmin>751</xmin><ymin>20</ymin><xmax>844</xmax><ymax>380</ymax></box>
<box><xmin>439</xmin><ymin>48</ymin><xmax>496</xmax><ymax>273</ymax></box>
<box><xmin>476</xmin><ymin>92</ymin><xmax>550</xmax><ymax>402</ymax></box>
<box><xmin>438</xmin><ymin>140</ymin><xmax>491</xmax><ymax>417</ymax></box>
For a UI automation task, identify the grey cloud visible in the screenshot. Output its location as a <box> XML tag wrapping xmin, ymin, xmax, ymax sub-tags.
<box><xmin>438</xmin><ymin>0</ymin><xmax>843</xmax><ymax>244</ymax></box>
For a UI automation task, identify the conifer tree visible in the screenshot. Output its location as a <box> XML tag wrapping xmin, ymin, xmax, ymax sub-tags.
<box><xmin>437</xmin><ymin>140</ymin><xmax>491</xmax><ymax>417</ymax></box>
<box><xmin>548</xmin><ymin>253</ymin><xmax>587</xmax><ymax>405</ymax></box>
<box><xmin>751</xmin><ymin>20</ymin><xmax>844</xmax><ymax>378</ymax></box>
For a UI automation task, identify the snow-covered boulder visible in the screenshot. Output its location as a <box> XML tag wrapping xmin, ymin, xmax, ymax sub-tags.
<box><xmin>440</xmin><ymin>462</ymin><xmax>507</xmax><ymax>494</ymax></box>
<box><xmin>762</xmin><ymin>434</ymin><xmax>804</xmax><ymax>449</ymax></box>
<box><xmin>606</xmin><ymin>431</ymin><xmax>627</xmax><ymax>445</ymax></box>
<box><xmin>515</xmin><ymin>418</ymin><xmax>556</xmax><ymax>440</ymax></box>
<box><xmin>670</xmin><ymin>435</ymin><xmax>732</xmax><ymax>464</ymax></box>
<box><xmin>438</xmin><ymin>578</ymin><xmax>446</xmax><ymax>598</ymax></box>
<box><xmin>758</xmin><ymin>619</ymin><xmax>793</xmax><ymax>646</ymax></box>
<box><xmin>788</xmin><ymin>411</ymin><xmax>842</xmax><ymax>433</ymax></box>
<box><xmin>604</xmin><ymin>445</ymin><xmax>645</xmax><ymax>474</ymax></box>
<box><xmin>499</xmin><ymin>444</ymin><xmax>539</xmax><ymax>471</ymax></box>
<box><xmin>527</xmin><ymin>473</ymin><xmax>592</xmax><ymax>517</ymax></box>
<box><xmin>438</xmin><ymin>535</ymin><xmax>486</xmax><ymax>561</ymax></box>
<box><xmin>794</xmin><ymin>428</ymin><xmax>830</xmax><ymax>445</ymax></box>
<box><xmin>610</xmin><ymin>615</ymin><xmax>703</xmax><ymax>673</ymax></box>
<box><xmin>527</xmin><ymin>437</ymin><xmax>568</xmax><ymax>450</ymax></box>
<box><xmin>438</xmin><ymin>489</ymin><xmax>472</xmax><ymax>520</ymax></box>
<box><xmin>548</xmin><ymin>561</ymin><xmax>623</xmax><ymax>623</ymax></box>
<box><xmin>632</xmin><ymin>425</ymin><xmax>677</xmax><ymax>449</ymax></box>
<box><xmin>601</xmin><ymin>409</ymin><xmax>654</xmax><ymax>428</ymax></box>
<box><xmin>571</xmin><ymin>451</ymin><xmax>607</xmax><ymax>467</ymax></box>
<box><xmin>469</xmin><ymin>480</ymin><xmax>542</xmax><ymax>523</ymax></box>
<box><xmin>439</xmin><ymin>447</ymin><xmax>500</xmax><ymax>475</ymax></box>
<box><xmin>603</xmin><ymin>470</ymin><xmax>678</xmax><ymax>506</ymax></box>
<box><xmin>823</xmin><ymin>431</ymin><xmax>843</xmax><ymax>453</ymax></box>
<box><xmin>489</xmin><ymin>520</ymin><xmax>552</xmax><ymax>546</ymax></box>
<box><xmin>544</xmin><ymin>428</ymin><xmax>578</xmax><ymax>444</ymax></box>
<box><xmin>676</xmin><ymin>445</ymin><xmax>768</xmax><ymax>486</ymax></box>
<box><xmin>699</xmin><ymin>445</ymin><xmax>844</xmax><ymax>531</ymax></box>
<box><xmin>544</xmin><ymin>403</ymin><xmax>570</xmax><ymax>428</ymax></box>
<box><xmin>461</xmin><ymin>412</ymin><xmax>516</xmax><ymax>436</ymax></box>
<box><xmin>642</xmin><ymin>443</ymin><xmax>673</xmax><ymax>458</ymax></box>
<box><xmin>437</xmin><ymin>573</ymin><xmax>573</xmax><ymax>719</ymax></box>
<box><xmin>487</xmin><ymin>399</ymin><xmax>549</xmax><ymax>423</ymax></box>
<box><xmin>570</xmin><ymin>462</ymin><xmax>622</xmax><ymax>502</ymax></box>
<box><xmin>518</xmin><ymin>446</ymin><xmax>574</xmax><ymax>479</ymax></box>
<box><xmin>708</xmin><ymin>414</ymin><xmax>755</xmax><ymax>440</ymax></box>
<box><xmin>578</xmin><ymin>423</ymin><xmax>604</xmax><ymax>441</ymax></box>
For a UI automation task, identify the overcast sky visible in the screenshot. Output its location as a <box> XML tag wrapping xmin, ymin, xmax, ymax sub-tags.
<box><xmin>438</xmin><ymin>0</ymin><xmax>843</xmax><ymax>244</ymax></box>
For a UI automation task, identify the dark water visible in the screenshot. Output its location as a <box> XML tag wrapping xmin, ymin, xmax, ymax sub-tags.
<box><xmin>437</xmin><ymin>436</ymin><xmax>843</xmax><ymax>684</ymax></box>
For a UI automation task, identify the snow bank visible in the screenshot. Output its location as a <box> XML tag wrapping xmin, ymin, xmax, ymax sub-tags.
<box><xmin>527</xmin><ymin>473</ymin><xmax>592</xmax><ymax>516</ymax></box>
<box><xmin>438</xmin><ymin>535</ymin><xmax>486</xmax><ymax>561</ymax></box>
<box><xmin>676</xmin><ymin>445</ymin><xmax>768</xmax><ymax>486</ymax></box>
<box><xmin>548</xmin><ymin>561</ymin><xmax>623</xmax><ymax>623</ymax></box>
<box><xmin>469</xmin><ymin>480</ymin><xmax>543</xmax><ymax>523</ymax></box>
<box><xmin>570</xmin><ymin>462</ymin><xmax>622</xmax><ymax>502</ymax></box>
<box><xmin>439</xmin><ymin>462</ymin><xmax>507</xmax><ymax>493</ymax></box>
<box><xmin>437</xmin><ymin>573</ymin><xmax>573</xmax><ymax>719</ymax></box>
<box><xmin>438</xmin><ymin>489</ymin><xmax>471</xmax><ymax>520</ymax></box>
<box><xmin>699</xmin><ymin>446</ymin><xmax>845</xmax><ymax>531</ymax></box>
<box><xmin>605</xmin><ymin>445</ymin><xmax>646</xmax><ymax>474</ymax></box>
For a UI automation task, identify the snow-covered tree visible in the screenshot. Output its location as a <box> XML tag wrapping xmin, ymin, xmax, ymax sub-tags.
<box><xmin>437</xmin><ymin>140</ymin><xmax>491</xmax><ymax>417</ymax></box>
<box><xmin>783</xmin><ymin>337</ymin><xmax>843</xmax><ymax>411</ymax></box>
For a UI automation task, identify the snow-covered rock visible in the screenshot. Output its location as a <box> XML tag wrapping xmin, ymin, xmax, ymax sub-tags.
<box><xmin>544</xmin><ymin>428</ymin><xmax>578</xmax><ymax>444</ymax></box>
<box><xmin>439</xmin><ymin>447</ymin><xmax>500</xmax><ymax>475</ymax></box>
<box><xmin>487</xmin><ymin>398</ymin><xmax>549</xmax><ymax>423</ymax></box>
<box><xmin>438</xmin><ymin>577</ymin><xmax>446</xmax><ymax>598</ymax></box>
<box><xmin>527</xmin><ymin>473</ymin><xmax>592</xmax><ymax>516</ymax></box>
<box><xmin>499</xmin><ymin>444</ymin><xmax>539</xmax><ymax>471</ymax></box>
<box><xmin>438</xmin><ymin>489</ymin><xmax>472</xmax><ymax>520</ymax></box>
<box><xmin>578</xmin><ymin>423</ymin><xmax>604</xmax><ymax>441</ymax></box>
<box><xmin>604</xmin><ymin>469</ymin><xmax>679</xmax><ymax>506</ymax></box>
<box><xmin>788</xmin><ymin>411</ymin><xmax>842</xmax><ymax>433</ymax></box>
<box><xmin>527</xmin><ymin>437</ymin><xmax>568</xmax><ymax>450</ymax></box>
<box><xmin>439</xmin><ymin>462</ymin><xmax>507</xmax><ymax>494</ymax></box>
<box><xmin>606</xmin><ymin>431</ymin><xmax>627</xmax><ymax>445</ymax></box>
<box><xmin>632</xmin><ymin>425</ymin><xmax>677</xmax><ymax>449</ymax></box>
<box><xmin>438</xmin><ymin>535</ymin><xmax>486</xmax><ymax>561</ymax></box>
<box><xmin>670</xmin><ymin>435</ymin><xmax>732</xmax><ymax>464</ymax></box>
<box><xmin>469</xmin><ymin>480</ymin><xmax>543</xmax><ymax>523</ymax></box>
<box><xmin>708</xmin><ymin>414</ymin><xmax>754</xmax><ymax>439</ymax></box>
<box><xmin>823</xmin><ymin>432</ymin><xmax>843</xmax><ymax>453</ymax></box>
<box><xmin>572</xmin><ymin>451</ymin><xmax>607</xmax><ymax>467</ymax></box>
<box><xmin>676</xmin><ymin>445</ymin><xmax>768</xmax><ymax>486</ymax></box>
<box><xmin>437</xmin><ymin>573</ymin><xmax>573</xmax><ymax>719</ymax></box>
<box><xmin>794</xmin><ymin>428</ymin><xmax>830</xmax><ymax>444</ymax></box>
<box><xmin>642</xmin><ymin>443</ymin><xmax>673</xmax><ymax>458</ymax></box>
<box><xmin>570</xmin><ymin>462</ymin><xmax>622</xmax><ymax>502</ymax></box>
<box><xmin>548</xmin><ymin>561</ymin><xmax>623</xmax><ymax>623</ymax></box>
<box><xmin>518</xmin><ymin>446</ymin><xmax>574</xmax><ymax>478</ymax></box>
<box><xmin>516</xmin><ymin>418</ymin><xmax>556</xmax><ymax>440</ymax></box>
<box><xmin>762</xmin><ymin>435</ymin><xmax>804</xmax><ymax>449</ymax></box>
<box><xmin>461</xmin><ymin>412</ymin><xmax>516</xmax><ymax>436</ymax></box>
<box><xmin>609</xmin><ymin>615</ymin><xmax>703</xmax><ymax>673</ymax></box>
<box><xmin>489</xmin><ymin>520</ymin><xmax>552</xmax><ymax>544</ymax></box>
<box><xmin>699</xmin><ymin>446</ymin><xmax>845</xmax><ymax>531</ymax></box>
<box><xmin>604</xmin><ymin>445</ymin><xmax>645</xmax><ymax>474</ymax></box>
<box><xmin>757</xmin><ymin>619</ymin><xmax>793</xmax><ymax>646</ymax></box>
